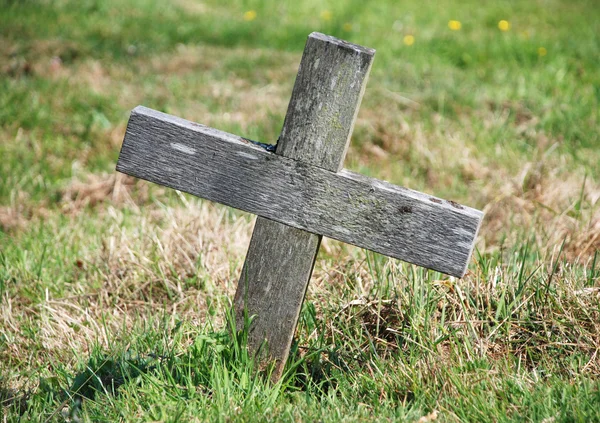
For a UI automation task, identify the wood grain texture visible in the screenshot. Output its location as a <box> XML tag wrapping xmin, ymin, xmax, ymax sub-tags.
<box><xmin>233</xmin><ymin>33</ymin><xmax>375</xmax><ymax>379</ymax></box>
<box><xmin>116</xmin><ymin>106</ymin><xmax>483</xmax><ymax>278</ymax></box>
<box><xmin>236</xmin><ymin>218</ymin><xmax>321</xmax><ymax>369</ymax></box>
<box><xmin>276</xmin><ymin>32</ymin><xmax>375</xmax><ymax>172</ymax></box>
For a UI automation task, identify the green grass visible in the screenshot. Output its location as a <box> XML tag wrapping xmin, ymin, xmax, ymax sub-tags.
<box><xmin>1</xmin><ymin>0</ymin><xmax>599</xmax><ymax>421</ymax></box>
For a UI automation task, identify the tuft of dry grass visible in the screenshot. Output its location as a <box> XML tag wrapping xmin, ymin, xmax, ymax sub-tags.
<box><xmin>1</xmin><ymin>193</ymin><xmax>255</xmax><ymax>386</ymax></box>
<box><xmin>354</xmin><ymin>98</ymin><xmax>600</xmax><ymax>264</ymax></box>
<box><xmin>60</xmin><ymin>173</ymin><xmax>144</xmax><ymax>212</ymax></box>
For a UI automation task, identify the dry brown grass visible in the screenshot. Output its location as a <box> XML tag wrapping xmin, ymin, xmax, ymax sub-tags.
<box><xmin>355</xmin><ymin>100</ymin><xmax>600</xmax><ymax>263</ymax></box>
<box><xmin>306</xmin><ymin>252</ymin><xmax>600</xmax><ymax>381</ymax></box>
<box><xmin>1</xmin><ymin>185</ymin><xmax>254</xmax><ymax>383</ymax></box>
<box><xmin>2</xmin><ymin>39</ymin><xmax>598</xmax><ymax>396</ymax></box>
<box><xmin>2</xmin><ymin>167</ymin><xmax>599</xmax><ymax>393</ymax></box>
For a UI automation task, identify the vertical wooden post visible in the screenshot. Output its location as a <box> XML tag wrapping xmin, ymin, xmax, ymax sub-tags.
<box><xmin>234</xmin><ymin>33</ymin><xmax>375</xmax><ymax>380</ymax></box>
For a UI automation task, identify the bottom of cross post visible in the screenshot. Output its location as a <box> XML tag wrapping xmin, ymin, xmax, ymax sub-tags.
<box><xmin>233</xmin><ymin>217</ymin><xmax>321</xmax><ymax>382</ymax></box>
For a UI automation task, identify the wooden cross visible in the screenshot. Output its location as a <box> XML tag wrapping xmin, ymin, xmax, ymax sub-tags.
<box><xmin>116</xmin><ymin>33</ymin><xmax>483</xmax><ymax>381</ymax></box>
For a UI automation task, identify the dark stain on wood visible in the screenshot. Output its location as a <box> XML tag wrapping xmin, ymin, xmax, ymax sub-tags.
<box><xmin>241</xmin><ymin>137</ymin><xmax>277</xmax><ymax>152</ymax></box>
<box><xmin>448</xmin><ymin>200</ymin><xmax>464</xmax><ymax>210</ymax></box>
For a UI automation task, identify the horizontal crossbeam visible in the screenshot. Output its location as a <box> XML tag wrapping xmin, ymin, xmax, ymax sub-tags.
<box><xmin>117</xmin><ymin>106</ymin><xmax>483</xmax><ymax>277</ymax></box>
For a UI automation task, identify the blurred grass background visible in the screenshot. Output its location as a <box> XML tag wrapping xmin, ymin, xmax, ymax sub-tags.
<box><xmin>1</xmin><ymin>0</ymin><xmax>599</xmax><ymax>421</ymax></box>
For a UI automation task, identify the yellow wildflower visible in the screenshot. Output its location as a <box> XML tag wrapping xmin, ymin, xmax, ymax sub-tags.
<box><xmin>448</xmin><ymin>20</ymin><xmax>461</xmax><ymax>31</ymax></box>
<box><xmin>538</xmin><ymin>47</ymin><xmax>547</xmax><ymax>57</ymax></box>
<box><xmin>498</xmin><ymin>20</ymin><xmax>510</xmax><ymax>31</ymax></box>
<box><xmin>243</xmin><ymin>10</ymin><xmax>257</xmax><ymax>21</ymax></box>
<box><xmin>320</xmin><ymin>10</ymin><xmax>332</xmax><ymax>21</ymax></box>
<box><xmin>403</xmin><ymin>35</ymin><xmax>415</xmax><ymax>46</ymax></box>
<box><xmin>343</xmin><ymin>22</ymin><xmax>352</xmax><ymax>32</ymax></box>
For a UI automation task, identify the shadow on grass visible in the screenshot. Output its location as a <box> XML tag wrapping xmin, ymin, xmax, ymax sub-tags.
<box><xmin>0</xmin><ymin>339</ymin><xmax>332</xmax><ymax>417</ymax></box>
<box><xmin>0</xmin><ymin>384</ymin><xmax>29</xmax><ymax>416</ymax></box>
<box><xmin>1</xmin><ymin>350</ymin><xmax>160</xmax><ymax>418</ymax></box>
<box><xmin>2</xmin><ymin>311</ymin><xmax>413</xmax><ymax>418</ymax></box>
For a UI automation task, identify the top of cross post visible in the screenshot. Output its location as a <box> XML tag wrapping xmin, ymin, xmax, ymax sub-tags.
<box><xmin>309</xmin><ymin>32</ymin><xmax>376</xmax><ymax>57</ymax></box>
<box><xmin>275</xmin><ymin>32</ymin><xmax>376</xmax><ymax>172</ymax></box>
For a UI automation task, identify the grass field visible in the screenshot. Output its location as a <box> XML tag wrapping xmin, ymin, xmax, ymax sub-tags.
<box><xmin>1</xmin><ymin>0</ymin><xmax>599</xmax><ymax>421</ymax></box>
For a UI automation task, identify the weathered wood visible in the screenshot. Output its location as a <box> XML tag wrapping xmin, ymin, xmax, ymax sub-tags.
<box><xmin>116</xmin><ymin>105</ymin><xmax>483</xmax><ymax>278</ymax></box>
<box><xmin>276</xmin><ymin>32</ymin><xmax>375</xmax><ymax>171</ymax></box>
<box><xmin>116</xmin><ymin>32</ymin><xmax>485</xmax><ymax>383</ymax></box>
<box><xmin>236</xmin><ymin>218</ymin><xmax>321</xmax><ymax>369</ymax></box>
<box><xmin>235</xmin><ymin>33</ymin><xmax>375</xmax><ymax>379</ymax></box>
